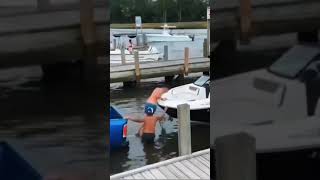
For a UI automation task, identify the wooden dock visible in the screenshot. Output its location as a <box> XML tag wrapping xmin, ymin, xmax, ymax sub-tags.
<box><xmin>0</xmin><ymin>1</ymin><xmax>107</xmax><ymax>67</ymax></box>
<box><xmin>213</xmin><ymin>0</ymin><xmax>320</xmax><ymax>42</ymax></box>
<box><xmin>110</xmin><ymin>58</ymin><xmax>210</xmax><ymax>83</ymax></box>
<box><xmin>110</xmin><ymin>149</ymin><xmax>210</xmax><ymax>180</ymax></box>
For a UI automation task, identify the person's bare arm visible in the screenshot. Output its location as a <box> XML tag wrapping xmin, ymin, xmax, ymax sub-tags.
<box><xmin>157</xmin><ymin>107</ymin><xmax>168</xmax><ymax>121</ymax></box>
<box><xmin>124</xmin><ymin>115</ymin><xmax>144</xmax><ymax>123</ymax></box>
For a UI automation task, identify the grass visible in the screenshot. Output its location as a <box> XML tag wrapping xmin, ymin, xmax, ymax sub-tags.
<box><xmin>111</xmin><ymin>21</ymin><xmax>207</xmax><ymax>29</ymax></box>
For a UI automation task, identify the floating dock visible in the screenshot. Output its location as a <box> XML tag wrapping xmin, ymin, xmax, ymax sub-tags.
<box><xmin>110</xmin><ymin>57</ymin><xmax>210</xmax><ymax>83</ymax></box>
<box><xmin>110</xmin><ymin>148</ymin><xmax>210</xmax><ymax>179</ymax></box>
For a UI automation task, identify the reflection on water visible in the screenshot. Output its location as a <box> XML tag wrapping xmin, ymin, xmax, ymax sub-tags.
<box><xmin>110</xmin><ymin>76</ymin><xmax>210</xmax><ymax>175</ymax></box>
<box><xmin>0</xmin><ymin>66</ymin><xmax>107</xmax><ymax>176</ymax></box>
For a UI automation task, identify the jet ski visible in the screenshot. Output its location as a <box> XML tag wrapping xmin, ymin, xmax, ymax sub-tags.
<box><xmin>158</xmin><ymin>76</ymin><xmax>210</xmax><ymax>122</ymax></box>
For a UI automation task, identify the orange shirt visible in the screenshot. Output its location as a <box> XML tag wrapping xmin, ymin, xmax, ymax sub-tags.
<box><xmin>143</xmin><ymin>115</ymin><xmax>161</xmax><ymax>134</ymax></box>
<box><xmin>147</xmin><ymin>88</ymin><xmax>168</xmax><ymax>104</ymax></box>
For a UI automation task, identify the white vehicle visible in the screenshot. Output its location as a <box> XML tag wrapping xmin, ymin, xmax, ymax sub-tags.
<box><xmin>146</xmin><ymin>24</ymin><xmax>194</xmax><ymax>42</ymax></box>
<box><xmin>158</xmin><ymin>76</ymin><xmax>210</xmax><ymax>121</ymax></box>
<box><xmin>110</xmin><ymin>46</ymin><xmax>161</xmax><ymax>64</ymax></box>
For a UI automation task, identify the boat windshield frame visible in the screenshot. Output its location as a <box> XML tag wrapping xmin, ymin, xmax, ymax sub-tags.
<box><xmin>193</xmin><ymin>76</ymin><xmax>210</xmax><ymax>87</ymax></box>
<box><xmin>267</xmin><ymin>46</ymin><xmax>320</xmax><ymax>79</ymax></box>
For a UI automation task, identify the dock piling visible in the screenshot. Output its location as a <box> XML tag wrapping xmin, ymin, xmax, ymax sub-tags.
<box><xmin>177</xmin><ymin>104</ymin><xmax>192</xmax><ymax>156</ymax></box>
<box><xmin>203</xmin><ymin>38</ymin><xmax>208</xmax><ymax>57</ymax></box>
<box><xmin>121</xmin><ymin>47</ymin><xmax>126</xmax><ymax>64</ymax></box>
<box><xmin>184</xmin><ymin>47</ymin><xmax>190</xmax><ymax>76</ymax></box>
<box><xmin>215</xmin><ymin>132</ymin><xmax>256</xmax><ymax>180</ymax></box>
<box><xmin>113</xmin><ymin>39</ymin><xmax>117</xmax><ymax>50</ymax></box>
<box><xmin>164</xmin><ymin>45</ymin><xmax>168</xmax><ymax>61</ymax></box>
<box><xmin>134</xmin><ymin>50</ymin><xmax>141</xmax><ymax>84</ymax></box>
<box><xmin>80</xmin><ymin>0</ymin><xmax>98</xmax><ymax>84</ymax></box>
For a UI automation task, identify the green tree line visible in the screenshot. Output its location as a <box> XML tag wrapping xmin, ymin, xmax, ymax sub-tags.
<box><xmin>111</xmin><ymin>0</ymin><xmax>209</xmax><ymax>23</ymax></box>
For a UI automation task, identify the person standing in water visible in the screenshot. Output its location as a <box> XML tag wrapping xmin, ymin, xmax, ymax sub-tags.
<box><xmin>125</xmin><ymin>87</ymin><xmax>169</xmax><ymax>143</ymax></box>
<box><xmin>128</xmin><ymin>39</ymin><xmax>133</xmax><ymax>54</ymax></box>
<box><xmin>125</xmin><ymin>106</ymin><xmax>168</xmax><ymax>143</ymax></box>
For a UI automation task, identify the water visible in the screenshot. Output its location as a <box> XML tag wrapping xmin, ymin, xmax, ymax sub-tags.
<box><xmin>0</xmin><ymin>66</ymin><xmax>107</xmax><ymax>177</ymax></box>
<box><xmin>110</xmin><ymin>29</ymin><xmax>209</xmax><ymax>175</ymax></box>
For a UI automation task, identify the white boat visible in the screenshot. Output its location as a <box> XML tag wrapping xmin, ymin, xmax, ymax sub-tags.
<box><xmin>110</xmin><ymin>46</ymin><xmax>161</xmax><ymax>64</ymax></box>
<box><xmin>158</xmin><ymin>76</ymin><xmax>210</xmax><ymax>121</ymax></box>
<box><xmin>146</xmin><ymin>24</ymin><xmax>194</xmax><ymax>42</ymax></box>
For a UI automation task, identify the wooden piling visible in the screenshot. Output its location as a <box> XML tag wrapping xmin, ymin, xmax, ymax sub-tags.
<box><xmin>164</xmin><ymin>45</ymin><xmax>168</xmax><ymax>61</ymax></box>
<box><xmin>215</xmin><ymin>132</ymin><xmax>256</xmax><ymax>180</ymax></box>
<box><xmin>134</xmin><ymin>50</ymin><xmax>141</xmax><ymax>83</ymax></box>
<box><xmin>184</xmin><ymin>47</ymin><xmax>190</xmax><ymax>76</ymax></box>
<box><xmin>177</xmin><ymin>104</ymin><xmax>192</xmax><ymax>156</ymax></box>
<box><xmin>113</xmin><ymin>39</ymin><xmax>117</xmax><ymax>50</ymax></box>
<box><xmin>80</xmin><ymin>0</ymin><xmax>98</xmax><ymax>84</ymax></box>
<box><xmin>203</xmin><ymin>38</ymin><xmax>208</xmax><ymax>57</ymax></box>
<box><xmin>143</xmin><ymin>33</ymin><xmax>147</xmax><ymax>45</ymax></box>
<box><xmin>239</xmin><ymin>0</ymin><xmax>252</xmax><ymax>44</ymax></box>
<box><xmin>121</xmin><ymin>47</ymin><xmax>126</xmax><ymax>64</ymax></box>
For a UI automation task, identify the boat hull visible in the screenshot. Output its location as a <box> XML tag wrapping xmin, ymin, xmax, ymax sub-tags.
<box><xmin>146</xmin><ymin>34</ymin><xmax>192</xmax><ymax>42</ymax></box>
<box><xmin>159</xmin><ymin>105</ymin><xmax>210</xmax><ymax>122</ymax></box>
<box><xmin>110</xmin><ymin>53</ymin><xmax>160</xmax><ymax>64</ymax></box>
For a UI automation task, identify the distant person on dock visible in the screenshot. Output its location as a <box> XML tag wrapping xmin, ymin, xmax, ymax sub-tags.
<box><xmin>128</xmin><ymin>39</ymin><xmax>133</xmax><ymax>53</ymax></box>
<box><xmin>125</xmin><ymin>106</ymin><xmax>168</xmax><ymax>143</ymax></box>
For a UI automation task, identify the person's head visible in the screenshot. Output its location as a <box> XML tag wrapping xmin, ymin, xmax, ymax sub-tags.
<box><xmin>145</xmin><ymin>106</ymin><xmax>155</xmax><ymax>116</ymax></box>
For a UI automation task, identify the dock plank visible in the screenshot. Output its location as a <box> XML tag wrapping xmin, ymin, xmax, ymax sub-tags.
<box><xmin>158</xmin><ymin>166</ymin><xmax>178</xmax><ymax>179</ymax></box>
<box><xmin>196</xmin><ymin>156</ymin><xmax>210</xmax><ymax>168</ymax></box>
<box><xmin>132</xmin><ymin>173</ymin><xmax>145</xmax><ymax>179</ymax></box>
<box><xmin>189</xmin><ymin>157</ymin><xmax>210</xmax><ymax>175</ymax></box>
<box><xmin>166</xmin><ymin>164</ymin><xmax>189</xmax><ymax>179</ymax></box>
<box><xmin>149</xmin><ymin>168</ymin><xmax>167</xmax><ymax>179</ymax></box>
<box><xmin>110</xmin><ymin>149</ymin><xmax>210</xmax><ymax>180</ymax></box>
<box><xmin>141</xmin><ymin>170</ymin><xmax>156</xmax><ymax>179</ymax></box>
<box><xmin>181</xmin><ymin>159</ymin><xmax>209</xmax><ymax>179</ymax></box>
<box><xmin>173</xmin><ymin>161</ymin><xmax>201</xmax><ymax>179</ymax></box>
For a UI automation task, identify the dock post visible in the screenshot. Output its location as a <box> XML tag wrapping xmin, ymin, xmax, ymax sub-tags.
<box><xmin>113</xmin><ymin>39</ymin><xmax>117</xmax><ymax>50</ymax></box>
<box><xmin>136</xmin><ymin>35</ymin><xmax>141</xmax><ymax>46</ymax></box>
<box><xmin>215</xmin><ymin>132</ymin><xmax>256</xmax><ymax>180</ymax></box>
<box><xmin>134</xmin><ymin>50</ymin><xmax>141</xmax><ymax>84</ymax></box>
<box><xmin>203</xmin><ymin>38</ymin><xmax>208</xmax><ymax>57</ymax></box>
<box><xmin>143</xmin><ymin>33</ymin><xmax>147</xmax><ymax>46</ymax></box>
<box><xmin>177</xmin><ymin>104</ymin><xmax>192</xmax><ymax>156</ymax></box>
<box><xmin>239</xmin><ymin>0</ymin><xmax>252</xmax><ymax>44</ymax></box>
<box><xmin>184</xmin><ymin>47</ymin><xmax>190</xmax><ymax>76</ymax></box>
<box><xmin>80</xmin><ymin>0</ymin><xmax>98</xmax><ymax>85</ymax></box>
<box><xmin>163</xmin><ymin>45</ymin><xmax>174</xmax><ymax>82</ymax></box>
<box><xmin>164</xmin><ymin>45</ymin><xmax>168</xmax><ymax>61</ymax></box>
<box><xmin>121</xmin><ymin>47</ymin><xmax>126</xmax><ymax>64</ymax></box>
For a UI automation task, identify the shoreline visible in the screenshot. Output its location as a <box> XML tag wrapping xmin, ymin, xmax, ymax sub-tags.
<box><xmin>110</xmin><ymin>21</ymin><xmax>207</xmax><ymax>29</ymax></box>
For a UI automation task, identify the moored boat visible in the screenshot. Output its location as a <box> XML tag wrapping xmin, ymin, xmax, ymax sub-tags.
<box><xmin>158</xmin><ymin>76</ymin><xmax>210</xmax><ymax>122</ymax></box>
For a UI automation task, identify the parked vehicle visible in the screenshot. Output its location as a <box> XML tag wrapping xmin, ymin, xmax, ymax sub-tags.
<box><xmin>110</xmin><ymin>106</ymin><xmax>128</xmax><ymax>150</ymax></box>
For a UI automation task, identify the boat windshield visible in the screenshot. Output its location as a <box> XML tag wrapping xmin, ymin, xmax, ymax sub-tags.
<box><xmin>268</xmin><ymin>45</ymin><xmax>320</xmax><ymax>78</ymax></box>
<box><xmin>194</xmin><ymin>76</ymin><xmax>210</xmax><ymax>86</ymax></box>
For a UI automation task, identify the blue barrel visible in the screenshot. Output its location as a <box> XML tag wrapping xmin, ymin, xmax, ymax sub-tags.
<box><xmin>0</xmin><ymin>142</ymin><xmax>42</xmax><ymax>180</ymax></box>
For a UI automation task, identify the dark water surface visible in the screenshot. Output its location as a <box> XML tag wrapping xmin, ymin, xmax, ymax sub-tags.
<box><xmin>0</xmin><ymin>66</ymin><xmax>107</xmax><ymax>177</ymax></box>
<box><xmin>110</xmin><ymin>75</ymin><xmax>210</xmax><ymax>175</ymax></box>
